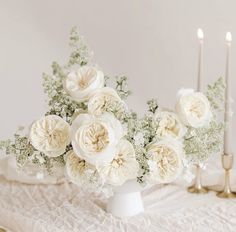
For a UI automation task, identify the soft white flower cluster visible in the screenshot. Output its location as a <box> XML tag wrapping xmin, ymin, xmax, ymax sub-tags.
<box><xmin>131</xmin><ymin>88</ymin><xmax>213</xmax><ymax>184</ymax></box>
<box><xmin>28</xmin><ymin>68</ymin><xmax>214</xmax><ymax>189</ymax></box>
<box><xmin>1</xmin><ymin>28</ymin><xmax>221</xmax><ymax>195</ymax></box>
<box><xmin>30</xmin><ymin>66</ymin><xmax>139</xmax><ymax>191</ymax></box>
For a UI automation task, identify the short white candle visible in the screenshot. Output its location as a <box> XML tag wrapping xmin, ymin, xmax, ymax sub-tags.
<box><xmin>197</xmin><ymin>28</ymin><xmax>204</xmax><ymax>91</ymax></box>
<box><xmin>224</xmin><ymin>32</ymin><xmax>232</xmax><ymax>155</ymax></box>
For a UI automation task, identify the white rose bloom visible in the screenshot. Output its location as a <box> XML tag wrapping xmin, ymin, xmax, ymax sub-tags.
<box><xmin>147</xmin><ymin>139</ymin><xmax>183</xmax><ymax>183</ymax></box>
<box><xmin>97</xmin><ymin>139</ymin><xmax>139</xmax><ymax>186</ymax></box>
<box><xmin>64</xmin><ymin>66</ymin><xmax>104</xmax><ymax>102</ymax></box>
<box><xmin>155</xmin><ymin>111</ymin><xmax>186</xmax><ymax>140</ymax></box>
<box><xmin>88</xmin><ymin>87</ymin><xmax>126</xmax><ymax>116</ymax></box>
<box><xmin>71</xmin><ymin>113</ymin><xmax>123</xmax><ymax>166</ymax></box>
<box><xmin>175</xmin><ymin>88</ymin><xmax>212</xmax><ymax>128</ymax></box>
<box><xmin>65</xmin><ymin>150</ymin><xmax>101</xmax><ymax>187</ymax></box>
<box><xmin>29</xmin><ymin>115</ymin><xmax>70</xmax><ymax>157</ymax></box>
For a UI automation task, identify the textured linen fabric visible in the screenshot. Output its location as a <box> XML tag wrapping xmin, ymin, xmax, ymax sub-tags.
<box><xmin>1</xmin><ymin>174</ymin><xmax>236</xmax><ymax>232</ymax></box>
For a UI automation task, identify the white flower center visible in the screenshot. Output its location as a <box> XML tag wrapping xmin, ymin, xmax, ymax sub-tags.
<box><xmin>45</xmin><ymin>129</ymin><xmax>66</xmax><ymax>147</ymax></box>
<box><xmin>36</xmin><ymin>119</ymin><xmax>69</xmax><ymax>150</ymax></box>
<box><xmin>153</xmin><ymin>146</ymin><xmax>179</xmax><ymax>179</ymax></box>
<box><xmin>158</xmin><ymin>115</ymin><xmax>180</xmax><ymax>137</ymax></box>
<box><xmin>92</xmin><ymin>95</ymin><xmax>110</xmax><ymax>112</ymax></box>
<box><xmin>188</xmin><ymin>98</ymin><xmax>205</xmax><ymax>118</ymax></box>
<box><xmin>82</xmin><ymin>123</ymin><xmax>109</xmax><ymax>153</ymax></box>
<box><xmin>78</xmin><ymin>68</ymin><xmax>96</xmax><ymax>89</ymax></box>
<box><xmin>69</xmin><ymin>155</ymin><xmax>86</xmax><ymax>175</ymax></box>
<box><xmin>89</xmin><ymin>94</ymin><xmax>123</xmax><ymax>115</ymax></box>
<box><xmin>111</xmin><ymin>154</ymin><xmax>124</xmax><ymax>168</ymax></box>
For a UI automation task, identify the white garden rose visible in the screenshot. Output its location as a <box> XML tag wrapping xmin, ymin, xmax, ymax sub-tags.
<box><xmin>29</xmin><ymin>115</ymin><xmax>70</xmax><ymax>157</ymax></box>
<box><xmin>64</xmin><ymin>66</ymin><xmax>104</xmax><ymax>102</ymax></box>
<box><xmin>147</xmin><ymin>139</ymin><xmax>183</xmax><ymax>183</ymax></box>
<box><xmin>97</xmin><ymin>139</ymin><xmax>139</xmax><ymax>186</ymax></box>
<box><xmin>175</xmin><ymin>88</ymin><xmax>212</xmax><ymax>128</ymax></box>
<box><xmin>88</xmin><ymin>87</ymin><xmax>126</xmax><ymax>116</ymax></box>
<box><xmin>65</xmin><ymin>150</ymin><xmax>101</xmax><ymax>187</ymax></box>
<box><xmin>71</xmin><ymin>113</ymin><xmax>123</xmax><ymax>166</ymax></box>
<box><xmin>155</xmin><ymin>110</ymin><xmax>186</xmax><ymax>140</ymax></box>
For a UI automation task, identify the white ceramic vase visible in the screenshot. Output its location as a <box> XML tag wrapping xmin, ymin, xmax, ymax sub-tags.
<box><xmin>107</xmin><ymin>180</ymin><xmax>144</xmax><ymax>218</ymax></box>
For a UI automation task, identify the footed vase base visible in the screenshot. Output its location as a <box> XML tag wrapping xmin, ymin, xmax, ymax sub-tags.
<box><xmin>107</xmin><ymin>191</ymin><xmax>144</xmax><ymax>218</ymax></box>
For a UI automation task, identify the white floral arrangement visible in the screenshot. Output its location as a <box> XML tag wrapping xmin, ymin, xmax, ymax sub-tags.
<box><xmin>0</xmin><ymin>27</ymin><xmax>224</xmax><ymax>195</ymax></box>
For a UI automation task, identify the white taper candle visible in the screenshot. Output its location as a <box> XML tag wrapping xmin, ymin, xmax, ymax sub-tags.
<box><xmin>224</xmin><ymin>32</ymin><xmax>232</xmax><ymax>155</ymax></box>
<box><xmin>197</xmin><ymin>28</ymin><xmax>204</xmax><ymax>92</ymax></box>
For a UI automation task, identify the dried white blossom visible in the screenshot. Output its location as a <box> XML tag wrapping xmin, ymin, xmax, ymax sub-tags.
<box><xmin>64</xmin><ymin>66</ymin><xmax>104</xmax><ymax>102</ymax></box>
<box><xmin>65</xmin><ymin>150</ymin><xmax>104</xmax><ymax>191</ymax></box>
<box><xmin>97</xmin><ymin>139</ymin><xmax>139</xmax><ymax>186</ymax></box>
<box><xmin>29</xmin><ymin>115</ymin><xmax>70</xmax><ymax>157</ymax></box>
<box><xmin>88</xmin><ymin>87</ymin><xmax>126</xmax><ymax>117</ymax></box>
<box><xmin>71</xmin><ymin>113</ymin><xmax>123</xmax><ymax>166</ymax></box>
<box><xmin>155</xmin><ymin>110</ymin><xmax>186</xmax><ymax>140</ymax></box>
<box><xmin>146</xmin><ymin>139</ymin><xmax>183</xmax><ymax>184</ymax></box>
<box><xmin>176</xmin><ymin>89</ymin><xmax>212</xmax><ymax>128</ymax></box>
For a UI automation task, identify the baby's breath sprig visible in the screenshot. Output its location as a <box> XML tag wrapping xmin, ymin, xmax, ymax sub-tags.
<box><xmin>115</xmin><ymin>76</ymin><xmax>132</xmax><ymax>100</ymax></box>
<box><xmin>42</xmin><ymin>27</ymin><xmax>92</xmax><ymax>123</ymax></box>
<box><xmin>104</xmin><ymin>75</ymin><xmax>110</xmax><ymax>87</ymax></box>
<box><xmin>0</xmin><ymin>128</ymin><xmax>65</xmax><ymax>174</ymax></box>
<box><xmin>123</xmin><ymin>104</ymin><xmax>159</xmax><ymax>183</ymax></box>
<box><xmin>0</xmin><ymin>130</ymin><xmax>35</xmax><ymax>167</ymax></box>
<box><xmin>67</xmin><ymin>26</ymin><xmax>93</xmax><ymax>67</ymax></box>
<box><xmin>147</xmin><ymin>98</ymin><xmax>158</xmax><ymax>114</ymax></box>
<box><xmin>206</xmin><ymin>77</ymin><xmax>225</xmax><ymax>113</ymax></box>
<box><xmin>184</xmin><ymin>120</ymin><xmax>224</xmax><ymax>164</ymax></box>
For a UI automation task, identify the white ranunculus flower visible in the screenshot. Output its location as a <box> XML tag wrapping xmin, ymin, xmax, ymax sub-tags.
<box><xmin>65</xmin><ymin>150</ymin><xmax>101</xmax><ymax>187</ymax></box>
<box><xmin>71</xmin><ymin>113</ymin><xmax>123</xmax><ymax>166</ymax></box>
<box><xmin>175</xmin><ymin>88</ymin><xmax>212</xmax><ymax>128</ymax></box>
<box><xmin>29</xmin><ymin>115</ymin><xmax>70</xmax><ymax>157</ymax></box>
<box><xmin>64</xmin><ymin>66</ymin><xmax>104</xmax><ymax>102</ymax></box>
<box><xmin>147</xmin><ymin>139</ymin><xmax>183</xmax><ymax>183</ymax></box>
<box><xmin>88</xmin><ymin>87</ymin><xmax>126</xmax><ymax>116</ymax></box>
<box><xmin>155</xmin><ymin>110</ymin><xmax>186</xmax><ymax>140</ymax></box>
<box><xmin>97</xmin><ymin>139</ymin><xmax>139</xmax><ymax>186</ymax></box>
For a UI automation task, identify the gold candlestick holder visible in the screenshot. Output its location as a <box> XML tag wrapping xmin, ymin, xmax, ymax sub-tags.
<box><xmin>216</xmin><ymin>153</ymin><xmax>236</xmax><ymax>198</ymax></box>
<box><xmin>187</xmin><ymin>164</ymin><xmax>208</xmax><ymax>194</ymax></box>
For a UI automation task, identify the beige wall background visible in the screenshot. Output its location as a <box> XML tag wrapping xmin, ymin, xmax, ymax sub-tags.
<box><xmin>0</xmin><ymin>0</ymin><xmax>236</xmax><ymax>154</ymax></box>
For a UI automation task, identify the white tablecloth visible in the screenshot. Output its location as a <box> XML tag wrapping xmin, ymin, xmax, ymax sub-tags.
<box><xmin>1</xmin><ymin>175</ymin><xmax>236</xmax><ymax>232</ymax></box>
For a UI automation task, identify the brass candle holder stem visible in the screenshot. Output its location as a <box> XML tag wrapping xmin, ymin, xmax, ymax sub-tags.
<box><xmin>216</xmin><ymin>154</ymin><xmax>236</xmax><ymax>198</ymax></box>
<box><xmin>187</xmin><ymin>164</ymin><xmax>208</xmax><ymax>194</ymax></box>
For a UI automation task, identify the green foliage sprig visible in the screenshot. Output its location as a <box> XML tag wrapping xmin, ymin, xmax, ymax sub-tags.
<box><xmin>206</xmin><ymin>77</ymin><xmax>225</xmax><ymax>113</ymax></box>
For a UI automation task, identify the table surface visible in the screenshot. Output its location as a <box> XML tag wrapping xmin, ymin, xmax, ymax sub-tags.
<box><xmin>1</xmin><ymin>175</ymin><xmax>236</xmax><ymax>232</ymax></box>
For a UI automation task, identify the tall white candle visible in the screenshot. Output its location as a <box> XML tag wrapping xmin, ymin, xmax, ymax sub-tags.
<box><xmin>197</xmin><ymin>28</ymin><xmax>204</xmax><ymax>91</ymax></box>
<box><xmin>224</xmin><ymin>32</ymin><xmax>232</xmax><ymax>155</ymax></box>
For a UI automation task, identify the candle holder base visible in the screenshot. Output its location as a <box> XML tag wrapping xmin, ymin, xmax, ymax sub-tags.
<box><xmin>216</xmin><ymin>191</ymin><xmax>236</xmax><ymax>199</ymax></box>
<box><xmin>214</xmin><ymin>153</ymin><xmax>236</xmax><ymax>199</ymax></box>
<box><xmin>187</xmin><ymin>164</ymin><xmax>208</xmax><ymax>194</ymax></box>
<box><xmin>187</xmin><ymin>185</ymin><xmax>208</xmax><ymax>194</ymax></box>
